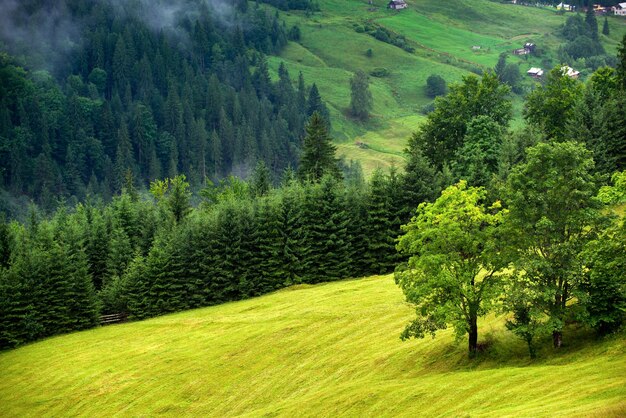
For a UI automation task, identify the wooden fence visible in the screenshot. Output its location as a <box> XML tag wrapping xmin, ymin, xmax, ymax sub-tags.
<box><xmin>100</xmin><ymin>313</ymin><xmax>128</xmax><ymax>325</ymax></box>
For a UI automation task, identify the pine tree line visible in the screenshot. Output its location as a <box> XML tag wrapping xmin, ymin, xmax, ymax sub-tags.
<box><xmin>0</xmin><ymin>165</ymin><xmax>412</xmax><ymax>349</ymax></box>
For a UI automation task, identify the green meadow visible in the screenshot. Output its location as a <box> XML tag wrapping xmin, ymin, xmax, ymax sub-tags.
<box><xmin>268</xmin><ymin>0</ymin><xmax>626</xmax><ymax>175</ymax></box>
<box><xmin>1</xmin><ymin>275</ymin><xmax>624</xmax><ymax>417</ymax></box>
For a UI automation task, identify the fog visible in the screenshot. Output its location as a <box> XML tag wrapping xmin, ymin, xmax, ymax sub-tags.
<box><xmin>0</xmin><ymin>0</ymin><xmax>236</xmax><ymax>71</ymax></box>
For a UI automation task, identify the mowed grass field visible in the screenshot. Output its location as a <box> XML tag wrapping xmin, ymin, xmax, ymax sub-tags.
<box><xmin>1</xmin><ymin>275</ymin><xmax>625</xmax><ymax>417</ymax></box>
<box><xmin>267</xmin><ymin>0</ymin><xmax>626</xmax><ymax>175</ymax></box>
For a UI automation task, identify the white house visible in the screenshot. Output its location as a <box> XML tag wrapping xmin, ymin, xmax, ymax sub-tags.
<box><xmin>527</xmin><ymin>68</ymin><xmax>544</xmax><ymax>78</ymax></box>
<box><xmin>615</xmin><ymin>2</ymin><xmax>626</xmax><ymax>16</ymax></box>
<box><xmin>556</xmin><ymin>3</ymin><xmax>574</xmax><ymax>11</ymax></box>
<box><xmin>561</xmin><ymin>65</ymin><xmax>580</xmax><ymax>79</ymax></box>
<box><xmin>388</xmin><ymin>0</ymin><xmax>408</xmax><ymax>10</ymax></box>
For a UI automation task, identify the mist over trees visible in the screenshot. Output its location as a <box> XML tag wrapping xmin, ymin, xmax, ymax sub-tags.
<box><xmin>0</xmin><ymin>0</ymin><xmax>312</xmax><ymax>214</ymax></box>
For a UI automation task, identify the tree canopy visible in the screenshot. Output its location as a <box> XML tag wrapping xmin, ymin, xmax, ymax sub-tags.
<box><xmin>525</xmin><ymin>66</ymin><xmax>583</xmax><ymax>142</ymax></box>
<box><xmin>504</xmin><ymin>141</ymin><xmax>604</xmax><ymax>348</ymax></box>
<box><xmin>414</xmin><ymin>72</ymin><xmax>512</xmax><ymax>171</ymax></box>
<box><xmin>349</xmin><ymin>70</ymin><xmax>373</xmax><ymax>121</ymax></box>
<box><xmin>396</xmin><ymin>181</ymin><xmax>506</xmax><ymax>356</ymax></box>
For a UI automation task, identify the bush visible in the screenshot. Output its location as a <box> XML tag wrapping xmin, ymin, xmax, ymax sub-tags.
<box><xmin>420</xmin><ymin>101</ymin><xmax>435</xmax><ymax>115</ymax></box>
<box><xmin>370</xmin><ymin>67</ymin><xmax>390</xmax><ymax>77</ymax></box>
<box><xmin>425</xmin><ymin>74</ymin><xmax>447</xmax><ymax>98</ymax></box>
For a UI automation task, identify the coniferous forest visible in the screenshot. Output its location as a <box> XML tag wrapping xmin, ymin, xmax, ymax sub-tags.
<box><xmin>0</xmin><ymin>0</ymin><xmax>327</xmax><ymax>212</ymax></box>
<box><xmin>0</xmin><ymin>0</ymin><xmax>625</xmax><ymax>362</ymax></box>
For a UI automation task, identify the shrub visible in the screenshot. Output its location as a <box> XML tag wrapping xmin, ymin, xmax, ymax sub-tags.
<box><xmin>425</xmin><ymin>74</ymin><xmax>447</xmax><ymax>98</ymax></box>
<box><xmin>370</xmin><ymin>67</ymin><xmax>390</xmax><ymax>77</ymax></box>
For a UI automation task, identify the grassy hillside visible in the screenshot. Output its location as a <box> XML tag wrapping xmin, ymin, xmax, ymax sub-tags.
<box><xmin>1</xmin><ymin>275</ymin><xmax>625</xmax><ymax>417</ymax></box>
<box><xmin>269</xmin><ymin>0</ymin><xmax>626</xmax><ymax>175</ymax></box>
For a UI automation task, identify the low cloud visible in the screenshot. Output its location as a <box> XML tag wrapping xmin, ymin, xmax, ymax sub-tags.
<box><xmin>0</xmin><ymin>0</ymin><xmax>236</xmax><ymax>72</ymax></box>
<box><xmin>0</xmin><ymin>0</ymin><xmax>81</xmax><ymax>71</ymax></box>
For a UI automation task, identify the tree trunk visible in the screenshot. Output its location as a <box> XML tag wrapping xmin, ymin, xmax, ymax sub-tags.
<box><xmin>468</xmin><ymin>315</ymin><xmax>478</xmax><ymax>357</ymax></box>
<box><xmin>526</xmin><ymin>336</ymin><xmax>536</xmax><ymax>359</ymax></box>
<box><xmin>552</xmin><ymin>330</ymin><xmax>562</xmax><ymax>348</ymax></box>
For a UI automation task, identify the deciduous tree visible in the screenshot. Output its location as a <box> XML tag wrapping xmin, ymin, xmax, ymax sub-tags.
<box><xmin>425</xmin><ymin>74</ymin><xmax>447</xmax><ymax>98</ymax></box>
<box><xmin>504</xmin><ymin>141</ymin><xmax>604</xmax><ymax>348</ymax></box>
<box><xmin>396</xmin><ymin>181</ymin><xmax>506</xmax><ymax>357</ymax></box>
<box><xmin>415</xmin><ymin>72</ymin><xmax>511</xmax><ymax>170</ymax></box>
<box><xmin>525</xmin><ymin>66</ymin><xmax>583</xmax><ymax>142</ymax></box>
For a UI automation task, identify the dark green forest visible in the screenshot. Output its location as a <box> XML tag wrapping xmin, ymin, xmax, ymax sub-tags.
<box><xmin>0</xmin><ymin>0</ymin><xmax>328</xmax><ymax>213</ymax></box>
<box><xmin>0</xmin><ymin>0</ymin><xmax>625</xmax><ymax>357</ymax></box>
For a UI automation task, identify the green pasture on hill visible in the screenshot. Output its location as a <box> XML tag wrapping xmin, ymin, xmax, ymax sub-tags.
<box><xmin>268</xmin><ymin>0</ymin><xmax>626</xmax><ymax>175</ymax></box>
<box><xmin>1</xmin><ymin>275</ymin><xmax>625</xmax><ymax>417</ymax></box>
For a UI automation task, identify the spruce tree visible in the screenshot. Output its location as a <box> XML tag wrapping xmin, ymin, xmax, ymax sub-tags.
<box><xmin>144</xmin><ymin>233</ymin><xmax>177</xmax><ymax>316</ymax></box>
<box><xmin>494</xmin><ymin>53</ymin><xmax>507</xmax><ymax>82</ymax></box>
<box><xmin>349</xmin><ymin>70</ymin><xmax>373</xmax><ymax>121</ymax></box>
<box><xmin>617</xmin><ymin>34</ymin><xmax>626</xmax><ymax>90</ymax></box>
<box><xmin>212</xmin><ymin>202</ymin><xmax>244</xmax><ymax>301</ymax></box>
<box><xmin>252</xmin><ymin>197</ymin><xmax>284</xmax><ymax>294</ymax></box>
<box><xmin>344</xmin><ymin>183</ymin><xmax>371</xmax><ymax>278</ymax></box>
<box><xmin>401</xmin><ymin>136</ymin><xmax>438</xmax><ymax>221</ymax></box>
<box><xmin>301</xmin><ymin>176</ymin><xmax>351</xmax><ymax>283</ymax></box>
<box><xmin>114</xmin><ymin>122</ymin><xmax>135</xmax><ymax>193</ymax></box>
<box><xmin>0</xmin><ymin>215</ymin><xmax>11</xmax><ymax>269</ymax></box>
<box><xmin>167</xmin><ymin>175</ymin><xmax>192</xmax><ymax>224</ymax></box>
<box><xmin>63</xmin><ymin>233</ymin><xmax>100</xmax><ymax>331</ymax></box>
<box><xmin>602</xmin><ymin>17</ymin><xmax>610</xmax><ymax>36</ymax></box>
<box><xmin>123</xmin><ymin>254</ymin><xmax>151</xmax><ymax>319</ymax></box>
<box><xmin>586</xmin><ymin>3</ymin><xmax>598</xmax><ymax>40</ymax></box>
<box><xmin>0</xmin><ymin>257</ymin><xmax>44</xmax><ymax>347</ymax></box>
<box><xmin>251</xmin><ymin>160</ymin><xmax>272</xmax><ymax>197</ymax></box>
<box><xmin>306</xmin><ymin>83</ymin><xmax>331</xmax><ymax>128</ymax></box>
<box><xmin>106</xmin><ymin>227</ymin><xmax>133</xmax><ymax>281</ymax></box>
<box><xmin>83</xmin><ymin>209</ymin><xmax>110</xmax><ymax>290</ymax></box>
<box><xmin>277</xmin><ymin>183</ymin><xmax>308</xmax><ymax>286</ymax></box>
<box><xmin>366</xmin><ymin>169</ymin><xmax>398</xmax><ymax>274</ymax></box>
<box><xmin>236</xmin><ymin>203</ymin><xmax>258</xmax><ymax>298</ymax></box>
<box><xmin>298</xmin><ymin>112</ymin><xmax>341</xmax><ymax>182</ymax></box>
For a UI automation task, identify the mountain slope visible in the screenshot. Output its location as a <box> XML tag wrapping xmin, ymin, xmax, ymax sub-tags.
<box><xmin>1</xmin><ymin>275</ymin><xmax>625</xmax><ymax>417</ymax></box>
<box><xmin>270</xmin><ymin>0</ymin><xmax>626</xmax><ymax>175</ymax></box>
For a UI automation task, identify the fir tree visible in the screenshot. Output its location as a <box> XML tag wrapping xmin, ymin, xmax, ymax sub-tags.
<box><xmin>0</xmin><ymin>215</ymin><xmax>11</xmax><ymax>269</ymax></box>
<box><xmin>306</xmin><ymin>83</ymin><xmax>330</xmax><ymax>128</ymax></box>
<box><xmin>617</xmin><ymin>34</ymin><xmax>626</xmax><ymax>90</ymax></box>
<box><xmin>277</xmin><ymin>183</ymin><xmax>308</xmax><ymax>286</ymax></box>
<box><xmin>349</xmin><ymin>70</ymin><xmax>373</xmax><ymax>121</ymax></box>
<box><xmin>585</xmin><ymin>3</ymin><xmax>599</xmax><ymax>40</ymax></box>
<box><xmin>251</xmin><ymin>160</ymin><xmax>272</xmax><ymax>197</ymax></box>
<box><xmin>301</xmin><ymin>176</ymin><xmax>352</xmax><ymax>283</ymax></box>
<box><xmin>167</xmin><ymin>175</ymin><xmax>192</xmax><ymax>224</ymax></box>
<box><xmin>297</xmin><ymin>112</ymin><xmax>341</xmax><ymax>182</ymax></box>
<box><xmin>123</xmin><ymin>254</ymin><xmax>151</xmax><ymax>319</ymax></box>
<box><xmin>366</xmin><ymin>169</ymin><xmax>398</xmax><ymax>274</ymax></box>
<box><xmin>344</xmin><ymin>183</ymin><xmax>371</xmax><ymax>278</ymax></box>
<box><xmin>252</xmin><ymin>197</ymin><xmax>284</xmax><ymax>294</ymax></box>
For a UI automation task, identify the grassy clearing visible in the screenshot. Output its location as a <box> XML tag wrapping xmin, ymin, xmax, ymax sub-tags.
<box><xmin>377</xmin><ymin>12</ymin><xmax>513</xmax><ymax>67</ymax></box>
<box><xmin>269</xmin><ymin>0</ymin><xmax>626</xmax><ymax>175</ymax></box>
<box><xmin>1</xmin><ymin>275</ymin><xmax>625</xmax><ymax>417</ymax></box>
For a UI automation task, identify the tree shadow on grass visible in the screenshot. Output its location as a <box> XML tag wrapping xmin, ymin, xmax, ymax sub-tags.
<box><xmin>412</xmin><ymin>324</ymin><xmax>625</xmax><ymax>373</ymax></box>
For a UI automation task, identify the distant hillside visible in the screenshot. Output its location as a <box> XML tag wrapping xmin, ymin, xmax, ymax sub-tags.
<box><xmin>1</xmin><ymin>275</ymin><xmax>625</xmax><ymax>417</ymax></box>
<box><xmin>271</xmin><ymin>0</ymin><xmax>626</xmax><ymax>174</ymax></box>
